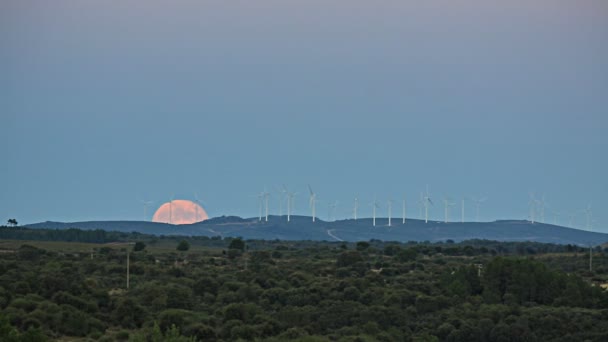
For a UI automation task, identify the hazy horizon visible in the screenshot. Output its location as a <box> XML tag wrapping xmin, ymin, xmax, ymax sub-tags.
<box><xmin>2</xmin><ymin>1</ymin><xmax>607</xmax><ymax>232</ymax></box>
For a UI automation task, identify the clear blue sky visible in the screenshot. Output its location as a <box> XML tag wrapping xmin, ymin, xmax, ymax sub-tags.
<box><xmin>1</xmin><ymin>1</ymin><xmax>607</xmax><ymax>232</ymax></box>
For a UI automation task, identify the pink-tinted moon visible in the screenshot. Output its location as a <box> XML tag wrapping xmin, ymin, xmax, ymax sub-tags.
<box><xmin>152</xmin><ymin>199</ymin><xmax>209</xmax><ymax>224</ymax></box>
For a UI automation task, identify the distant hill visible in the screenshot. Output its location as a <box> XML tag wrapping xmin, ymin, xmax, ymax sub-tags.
<box><xmin>25</xmin><ymin>216</ymin><xmax>607</xmax><ymax>246</ymax></box>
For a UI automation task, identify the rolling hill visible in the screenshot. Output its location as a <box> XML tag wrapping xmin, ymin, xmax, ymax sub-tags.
<box><xmin>25</xmin><ymin>215</ymin><xmax>607</xmax><ymax>246</ymax></box>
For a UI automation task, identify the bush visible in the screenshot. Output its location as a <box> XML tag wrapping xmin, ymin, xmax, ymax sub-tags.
<box><xmin>133</xmin><ymin>242</ymin><xmax>146</xmax><ymax>252</ymax></box>
<box><xmin>176</xmin><ymin>241</ymin><xmax>190</xmax><ymax>252</ymax></box>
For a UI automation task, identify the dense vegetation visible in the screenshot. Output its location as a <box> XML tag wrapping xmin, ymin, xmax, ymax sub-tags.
<box><xmin>0</xmin><ymin>227</ymin><xmax>607</xmax><ymax>341</ymax></box>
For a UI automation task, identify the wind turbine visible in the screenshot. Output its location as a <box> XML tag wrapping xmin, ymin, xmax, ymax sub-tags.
<box><xmin>402</xmin><ymin>197</ymin><xmax>406</xmax><ymax>224</ymax></box>
<box><xmin>387</xmin><ymin>198</ymin><xmax>393</xmax><ymax>227</ymax></box>
<box><xmin>328</xmin><ymin>201</ymin><xmax>339</xmax><ymax>221</ymax></box>
<box><xmin>353</xmin><ymin>196</ymin><xmax>359</xmax><ymax>220</ymax></box>
<box><xmin>528</xmin><ymin>193</ymin><xmax>537</xmax><ymax>223</ymax></box>
<box><xmin>423</xmin><ymin>186</ymin><xmax>433</xmax><ymax>224</ymax></box>
<box><xmin>418</xmin><ymin>192</ymin><xmax>424</xmax><ymax>220</ymax></box>
<box><xmin>461</xmin><ymin>197</ymin><xmax>466</xmax><ymax>223</ymax></box>
<box><xmin>538</xmin><ymin>194</ymin><xmax>546</xmax><ymax>223</ymax></box>
<box><xmin>567</xmin><ymin>211</ymin><xmax>576</xmax><ymax>228</ymax></box>
<box><xmin>263</xmin><ymin>188</ymin><xmax>270</xmax><ymax>222</ymax></box>
<box><xmin>584</xmin><ymin>203</ymin><xmax>592</xmax><ymax>231</ymax></box>
<box><xmin>253</xmin><ymin>191</ymin><xmax>264</xmax><ymax>221</ymax></box>
<box><xmin>140</xmin><ymin>200</ymin><xmax>153</xmax><ymax>221</ymax></box>
<box><xmin>472</xmin><ymin>196</ymin><xmax>486</xmax><ymax>222</ymax></box>
<box><xmin>552</xmin><ymin>210</ymin><xmax>560</xmax><ymax>226</ymax></box>
<box><xmin>169</xmin><ymin>195</ymin><xmax>174</xmax><ymax>224</ymax></box>
<box><xmin>308</xmin><ymin>185</ymin><xmax>317</xmax><ymax>222</ymax></box>
<box><xmin>371</xmin><ymin>197</ymin><xmax>380</xmax><ymax>227</ymax></box>
<box><xmin>283</xmin><ymin>185</ymin><xmax>297</xmax><ymax>222</ymax></box>
<box><xmin>442</xmin><ymin>197</ymin><xmax>456</xmax><ymax>223</ymax></box>
<box><xmin>194</xmin><ymin>193</ymin><xmax>204</xmax><ymax>223</ymax></box>
<box><xmin>277</xmin><ymin>186</ymin><xmax>286</xmax><ymax>217</ymax></box>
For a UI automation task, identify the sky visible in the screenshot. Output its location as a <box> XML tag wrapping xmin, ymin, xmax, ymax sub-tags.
<box><xmin>1</xmin><ymin>1</ymin><xmax>607</xmax><ymax>232</ymax></box>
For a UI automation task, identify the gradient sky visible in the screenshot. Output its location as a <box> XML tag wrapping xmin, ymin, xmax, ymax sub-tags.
<box><xmin>1</xmin><ymin>1</ymin><xmax>607</xmax><ymax>232</ymax></box>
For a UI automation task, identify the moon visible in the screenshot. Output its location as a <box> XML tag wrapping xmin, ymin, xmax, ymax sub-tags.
<box><xmin>152</xmin><ymin>200</ymin><xmax>209</xmax><ymax>224</ymax></box>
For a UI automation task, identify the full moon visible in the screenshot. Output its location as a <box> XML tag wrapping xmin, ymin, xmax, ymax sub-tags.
<box><xmin>152</xmin><ymin>200</ymin><xmax>209</xmax><ymax>224</ymax></box>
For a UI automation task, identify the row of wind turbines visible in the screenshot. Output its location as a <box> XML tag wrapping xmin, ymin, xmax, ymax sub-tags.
<box><xmin>254</xmin><ymin>185</ymin><xmax>489</xmax><ymax>227</ymax></box>
<box><xmin>528</xmin><ymin>192</ymin><xmax>595</xmax><ymax>231</ymax></box>
<box><xmin>253</xmin><ymin>185</ymin><xmax>595</xmax><ymax>231</ymax></box>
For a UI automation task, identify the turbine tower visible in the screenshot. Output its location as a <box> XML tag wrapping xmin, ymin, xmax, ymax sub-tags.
<box><xmin>254</xmin><ymin>191</ymin><xmax>264</xmax><ymax>221</ymax></box>
<box><xmin>528</xmin><ymin>193</ymin><xmax>536</xmax><ymax>223</ymax></box>
<box><xmin>552</xmin><ymin>210</ymin><xmax>560</xmax><ymax>225</ymax></box>
<box><xmin>472</xmin><ymin>196</ymin><xmax>487</xmax><ymax>222</ymax></box>
<box><xmin>584</xmin><ymin>204</ymin><xmax>592</xmax><ymax>230</ymax></box>
<box><xmin>194</xmin><ymin>193</ymin><xmax>204</xmax><ymax>222</ymax></box>
<box><xmin>418</xmin><ymin>192</ymin><xmax>424</xmax><ymax>220</ymax></box>
<box><xmin>308</xmin><ymin>185</ymin><xmax>317</xmax><ymax>222</ymax></box>
<box><xmin>277</xmin><ymin>186</ymin><xmax>286</xmax><ymax>217</ymax></box>
<box><xmin>423</xmin><ymin>186</ymin><xmax>433</xmax><ymax>224</ymax></box>
<box><xmin>461</xmin><ymin>198</ymin><xmax>467</xmax><ymax>223</ymax></box>
<box><xmin>140</xmin><ymin>200</ymin><xmax>153</xmax><ymax>221</ymax></box>
<box><xmin>538</xmin><ymin>194</ymin><xmax>546</xmax><ymax>223</ymax></box>
<box><xmin>371</xmin><ymin>197</ymin><xmax>380</xmax><ymax>227</ymax></box>
<box><xmin>353</xmin><ymin>196</ymin><xmax>359</xmax><ymax>220</ymax></box>
<box><xmin>263</xmin><ymin>189</ymin><xmax>270</xmax><ymax>222</ymax></box>
<box><xmin>328</xmin><ymin>201</ymin><xmax>338</xmax><ymax>221</ymax></box>
<box><xmin>387</xmin><ymin>199</ymin><xmax>393</xmax><ymax>227</ymax></box>
<box><xmin>442</xmin><ymin>197</ymin><xmax>455</xmax><ymax>223</ymax></box>
<box><xmin>169</xmin><ymin>195</ymin><xmax>174</xmax><ymax>224</ymax></box>
<box><xmin>402</xmin><ymin>197</ymin><xmax>406</xmax><ymax>224</ymax></box>
<box><xmin>284</xmin><ymin>185</ymin><xmax>297</xmax><ymax>222</ymax></box>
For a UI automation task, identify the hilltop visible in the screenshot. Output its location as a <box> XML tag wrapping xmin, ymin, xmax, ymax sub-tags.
<box><xmin>25</xmin><ymin>216</ymin><xmax>607</xmax><ymax>246</ymax></box>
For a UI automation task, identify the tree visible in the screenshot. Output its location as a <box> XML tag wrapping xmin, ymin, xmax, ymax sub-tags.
<box><xmin>176</xmin><ymin>240</ymin><xmax>190</xmax><ymax>252</ymax></box>
<box><xmin>133</xmin><ymin>241</ymin><xmax>146</xmax><ymax>252</ymax></box>
<box><xmin>228</xmin><ymin>238</ymin><xmax>245</xmax><ymax>251</ymax></box>
<box><xmin>6</xmin><ymin>219</ymin><xmax>17</xmax><ymax>227</ymax></box>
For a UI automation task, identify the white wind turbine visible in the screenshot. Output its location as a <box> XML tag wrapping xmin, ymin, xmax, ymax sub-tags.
<box><xmin>277</xmin><ymin>186</ymin><xmax>286</xmax><ymax>217</ymax></box>
<box><xmin>140</xmin><ymin>200</ymin><xmax>153</xmax><ymax>221</ymax></box>
<box><xmin>418</xmin><ymin>192</ymin><xmax>424</xmax><ymax>220</ymax></box>
<box><xmin>402</xmin><ymin>196</ymin><xmax>407</xmax><ymax>224</ymax></box>
<box><xmin>584</xmin><ymin>203</ymin><xmax>593</xmax><ymax>231</ymax></box>
<box><xmin>194</xmin><ymin>193</ymin><xmax>205</xmax><ymax>223</ymax></box>
<box><xmin>353</xmin><ymin>196</ymin><xmax>359</xmax><ymax>220</ymax></box>
<box><xmin>371</xmin><ymin>197</ymin><xmax>380</xmax><ymax>227</ymax></box>
<box><xmin>538</xmin><ymin>194</ymin><xmax>546</xmax><ymax>223</ymax></box>
<box><xmin>567</xmin><ymin>211</ymin><xmax>576</xmax><ymax>228</ymax></box>
<box><xmin>263</xmin><ymin>188</ymin><xmax>270</xmax><ymax>222</ymax></box>
<box><xmin>472</xmin><ymin>196</ymin><xmax>487</xmax><ymax>222</ymax></box>
<box><xmin>461</xmin><ymin>197</ymin><xmax>466</xmax><ymax>223</ymax></box>
<box><xmin>423</xmin><ymin>186</ymin><xmax>433</xmax><ymax>223</ymax></box>
<box><xmin>552</xmin><ymin>210</ymin><xmax>561</xmax><ymax>226</ymax></box>
<box><xmin>169</xmin><ymin>195</ymin><xmax>174</xmax><ymax>224</ymax></box>
<box><xmin>528</xmin><ymin>193</ymin><xmax>537</xmax><ymax>223</ymax></box>
<box><xmin>283</xmin><ymin>185</ymin><xmax>297</xmax><ymax>222</ymax></box>
<box><xmin>253</xmin><ymin>191</ymin><xmax>264</xmax><ymax>221</ymax></box>
<box><xmin>387</xmin><ymin>198</ymin><xmax>393</xmax><ymax>227</ymax></box>
<box><xmin>308</xmin><ymin>185</ymin><xmax>317</xmax><ymax>222</ymax></box>
<box><xmin>328</xmin><ymin>201</ymin><xmax>339</xmax><ymax>221</ymax></box>
<box><xmin>442</xmin><ymin>197</ymin><xmax>456</xmax><ymax>223</ymax></box>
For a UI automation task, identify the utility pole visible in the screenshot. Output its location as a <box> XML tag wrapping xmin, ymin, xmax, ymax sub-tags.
<box><xmin>590</xmin><ymin>245</ymin><xmax>593</xmax><ymax>272</ymax></box>
<box><xmin>127</xmin><ymin>249</ymin><xmax>130</xmax><ymax>289</ymax></box>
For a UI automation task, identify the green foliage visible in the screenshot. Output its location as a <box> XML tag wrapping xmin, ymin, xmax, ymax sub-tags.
<box><xmin>228</xmin><ymin>238</ymin><xmax>245</xmax><ymax>251</ymax></box>
<box><xmin>356</xmin><ymin>241</ymin><xmax>370</xmax><ymax>251</ymax></box>
<box><xmin>176</xmin><ymin>240</ymin><xmax>190</xmax><ymax>251</ymax></box>
<box><xmin>336</xmin><ymin>251</ymin><xmax>364</xmax><ymax>267</ymax></box>
<box><xmin>0</xmin><ymin>235</ymin><xmax>607</xmax><ymax>340</ymax></box>
<box><xmin>133</xmin><ymin>241</ymin><xmax>146</xmax><ymax>252</ymax></box>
